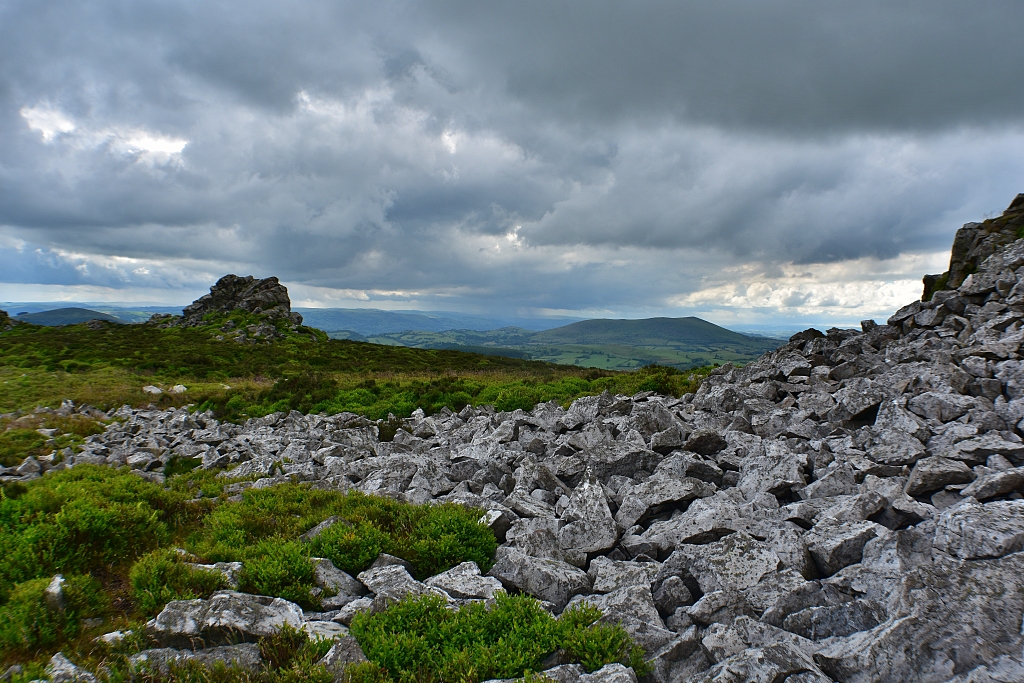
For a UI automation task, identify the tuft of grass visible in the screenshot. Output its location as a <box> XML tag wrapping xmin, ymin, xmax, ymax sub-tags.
<box><xmin>349</xmin><ymin>593</ymin><xmax>651</xmax><ymax>683</ymax></box>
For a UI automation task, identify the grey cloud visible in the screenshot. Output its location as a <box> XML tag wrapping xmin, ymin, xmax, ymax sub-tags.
<box><xmin>418</xmin><ymin>0</ymin><xmax>1024</xmax><ymax>133</ymax></box>
<box><xmin>1</xmin><ymin>0</ymin><xmax>1023</xmax><ymax>320</ymax></box>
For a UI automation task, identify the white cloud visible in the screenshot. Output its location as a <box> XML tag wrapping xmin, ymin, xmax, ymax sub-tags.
<box><xmin>20</xmin><ymin>103</ymin><xmax>187</xmax><ymax>167</ymax></box>
<box><xmin>20</xmin><ymin>104</ymin><xmax>76</xmax><ymax>141</ymax></box>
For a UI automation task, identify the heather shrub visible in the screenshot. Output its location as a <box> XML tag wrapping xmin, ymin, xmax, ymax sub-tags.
<box><xmin>129</xmin><ymin>549</ymin><xmax>228</xmax><ymax>615</ymax></box>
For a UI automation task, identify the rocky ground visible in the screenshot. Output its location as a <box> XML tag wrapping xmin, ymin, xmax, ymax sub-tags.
<box><xmin>9</xmin><ymin>200</ymin><xmax>1024</xmax><ymax>682</ymax></box>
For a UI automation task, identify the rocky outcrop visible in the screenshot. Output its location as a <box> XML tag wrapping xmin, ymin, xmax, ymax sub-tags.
<box><xmin>181</xmin><ymin>274</ymin><xmax>301</xmax><ymax>326</ymax></box>
<box><xmin>0</xmin><ymin>309</ymin><xmax>18</xmax><ymax>332</ymax></box>
<box><xmin>15</xmin><ymin>196</ymin><xmax>1024</xmax><ymax>682</ymax></box>
<box><xmin>923</xmin><ymin>193</ymin><xmax>1024</xmax><ymax>300</ymax></box>
<box><xmin>148</xmin><ymin>274</ymin><xmax>304</xmax><ymax>341</ymax></box>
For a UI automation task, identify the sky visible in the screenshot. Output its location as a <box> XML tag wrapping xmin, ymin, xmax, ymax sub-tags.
<box><xmin>2</xmin><ymin>0</ymin><xmax>1024</xmax><ymax>327</ymax></box>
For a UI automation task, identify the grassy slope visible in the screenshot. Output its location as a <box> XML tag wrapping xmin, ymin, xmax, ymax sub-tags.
<box><xmin>0</xmin><ymin>314</ymin><xmax>712</xmax><ymax>423</ymax></box>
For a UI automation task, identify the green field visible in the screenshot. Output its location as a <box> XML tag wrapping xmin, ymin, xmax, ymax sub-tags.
<box><xmin>0</xmin><ymin>310</ymin><xmax>712</xmax><ymax>428</ymax></box>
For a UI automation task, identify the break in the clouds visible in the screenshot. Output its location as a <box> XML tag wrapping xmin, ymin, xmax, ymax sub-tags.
<box><xmin>2</xmin><ymin>0</ymin><xmax>1024</xmax><ymax>325</ymax></box>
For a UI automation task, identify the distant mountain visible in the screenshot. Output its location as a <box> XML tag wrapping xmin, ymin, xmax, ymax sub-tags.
<box><xmin>14</xmin><ymin>308</ymin><xmax>124</xmax><ymax>326</ymax></box>
<box><xmin>367</xmin><ymin>316</ymin><xmax>782</xmax><ymax>370</ymax></box>
<box><xmin>532</xmin><ymin>317</ymin><xmax>775</xmax><ymax>348</ymax></box>
<box><xmin>294</xmin><ymin>308</ymin><xmax>580</xmax><ymax>335</ymax></box>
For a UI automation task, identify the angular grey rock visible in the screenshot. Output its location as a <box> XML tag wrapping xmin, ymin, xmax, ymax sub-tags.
<box><xmin>905</xmin><ymin>456</ymin><xmax>975</xmax><ymax>497</ymax></box>
<box><xmin>960</xmin><ymin>467</ymin><xmax>1024</xmax><ymax>500</ymax></box>
<box><xmin>44</xmin><ymin>574</ymin><xmax>66</xmax><ymax>613</ymax></box>
<box><xmin>558</xmin><ymin>473</ymin><xmax>620</xmax><ymax>554</ymax></box>
<box><xmin>615</xmin><ymin>477</ymin><xmax>715</xmax><ymax>528</ymax></box>
<box><xmin>814</xmin><ymin>552</ymin><xmax>1024</xmax><ymax>683</ymax></box>
<box><xmin>333</xmin><ymin>597</ymin><xmax>373</xmax><ymax>626</ymax></box>
<box><xmin>799</xmin><ymin>464</ymin><xmax>858</xmax><ymax>500</ymax></box>
<box><xmin>578</xmin><ymin>663</ymin><xmax>637</xmax><ymax>683</ymax></box>
<box><xmin>652</xmin><ymin>575</ymin><xmax>693</xmax><ymax>615</ymax></box>
<box><xmin>682</xmin><ymin>430</ymin><xmax>728</xmax><ymax>456</ymax></box>
<box><xmin>739</xmin><ymin>440</ymin><xmax>807</xmax><ymax>498</ymax></box>
<box><xmin>487</xmin><ymin>548</ymin><xmax>591</xmax><ymax>611</ymax></box>
<box><xmin>299</xmin><ymin>516</ymin><xmax>340</xmax><ymax>542</ymax></box>
<box><xmin>805</xmin><ymin>519</ymin><xmax>883</xmax><ymax>577</ymax></box>
<box><xmin>680</xmin><ymin>589</ymin><xmax>752</xmax><ymax>626</ymax></box>
<box><xmin>146</xmin><ymin>591</ymin><xmax>304</xmax><ymax>648</ymax></box>
<box><xmin>318</xmin><ymin>636</ymin><xmax>368</xmax><ymax>679</ymax></box>
<box><xmin>908</xmin><ymin>391</ymin><xmax>976</xmax><ymax>423</ymax></box>
<box><xmin>782</xmin><ymin>599</ymin><xmax>884</xmax><ymax>640</ymax></box>
<box><xmin>567</xmin><ymin>584</ymin><xmax>664</xmax><ymax>628</ymax></box>
<box><xmin>588</xmin><ymin>556</ymin><xmax>660</xmax><ymax>594</ymax></box>
<box><xmin>424</xmin><ymin>561</ymin><xmax>504</xmax><ymax>599</ymax></box>
<box><xmin>690</xmin><ymin>643</ymin><xmax>832</xmax><ymax>683</ymax></box>
<box><xmin>650</xmin><ymin>426</ymin><xmax>685</xmax><ymax>454</ymax></box>
<box><xmin>311</xmin><ymin>557</ymin><xmax>367</xmax><ymax>596</ymax></box>
<box><xmin>356</xmin><ymin>564</ymin><xmax>437</xmax><ymax>606</ymax></box>
<box><xmin>129</xmin><ymin>644</ymin><xmax>263</xmax><ymax>676</ymax></box>
<box><xmin>582</xmin><ymin>444</ymin><xmax>662</xmax><ymax>483</ymax></box>
<box><xmin>46</xmin><ymin>653</ymin><xmax>98</xmax><ymax>683</ymax></box>
<box><xmin>671</xmin><ymin>532</ymin><xmax>781</xmax><ymax>594</ymax></box>
<box><xmin>933</xmin><ymin>498</ymin><xmax>1024</xmax><ymax>559</ymax></box>
<box><xmin>570</xmin><ymin>585</ymin><xmax>677</xmax><ymax>655</ymax></box>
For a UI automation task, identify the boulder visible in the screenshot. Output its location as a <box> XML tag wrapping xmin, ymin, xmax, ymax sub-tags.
<box><xmin>129</xmin><ymin>644</ymin><xmax>262</xmax><ymax>675</ymax></box>
<box><xmin>805</xmin><ymin>520</ymin><xmax>883</xmax><ymax>577</ymax></box>
<box><xmin>318</xmin><ymin>637</ymin><xmax>369</xmax><ymax>680</ymax></box>
<box><xmin>690</xmin><ymin>643</ymin><xmax>832</xmax><ymax>683</ymax></box>
<box><xmin>487</xmin><ymin>548</ymin><xmax>591</xmax><ymax>611</ymax></box>
<box><xmin>588</xmin><ymin>557</ymin><xmax>660</xmax><ymax>594</ymax></box>
<box><xmin>356</xmin><ymin>564</ymin><xmax>438</xmax><ymax>606</ymax></box>
<box><xmin>46</xmin><ymin>653</ymin><xmax>98</xmax><ymax>683</ymax></box>
<box><xmin>558</xmin><ymin>473</ymin><xmax>620</xmax><ymax>554</ymax></box>
<box><xmin>905</xmin><ymin>456</ymin><xmax>975</xmax><ymax>497</ymax></box>
<box><xmin>145</xmin><ymin>591</ymin><xmax>304</xmax><ymax>648</ymax></box>
<box><xmin>311</xmin><ymin>557</ymin><xmax>367</xmax><ymax>596</ymax></box>
<box><xmin>814</xmin><ymin>552</ymin><xmax>1024</xmax><ymax>682</ymax></box>
<box><xmin>424</xmin><ymin>561</ymin><xmax>504</xmax><ymax>600</ymax></box>
<box><xmin>739</xmin><ymin>440</ymin><xmax>807</xmax><ymax>498</ymax></box>
<box><xmin>669</xmin><ymin>533</ymin><xmax>781</xmax><ymax>594</ymax></box>
<box><xmin>933</xmin><ymin>499</ymin><xmax>1024</xmax><ymax>560</ymax></box>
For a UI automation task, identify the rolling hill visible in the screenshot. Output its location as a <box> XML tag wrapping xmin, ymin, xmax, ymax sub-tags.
<box><xmin>13</xmin><ymin>307</ymin><xmax>124</xmax><ymax>326</ymax></box>
<box><xmin>364</xmin><ymin>316</ymin><xmax>782</xmax><ymax>370</ymax></box>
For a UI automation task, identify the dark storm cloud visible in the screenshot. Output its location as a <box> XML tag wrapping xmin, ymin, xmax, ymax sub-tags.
<box><xmin>1</xmin><ymin>0</ymin><xmax>1023</xmax><ymax>319</ymax></box>
<box><xmin>417</xmin><ymin>0</ymin><xmax>1024</xmax><ymax>132</ymax></box>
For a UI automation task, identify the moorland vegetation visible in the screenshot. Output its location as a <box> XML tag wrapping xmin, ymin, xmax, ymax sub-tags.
<box><xmin>0</xmin><ymin>302</ymin><xmax>704</xmax><ymax>682</ymax></box>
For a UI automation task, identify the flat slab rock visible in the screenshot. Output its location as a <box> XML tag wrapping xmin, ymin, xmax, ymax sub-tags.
<box><xmin>146</xmin><ymin>591</ymin><xmax>304</xmax><ymax>648</ymax></box>
<box><xmin>129</xmin><ymin>644</ymin><xmax>262</xmax><ymax>675</ymax></box>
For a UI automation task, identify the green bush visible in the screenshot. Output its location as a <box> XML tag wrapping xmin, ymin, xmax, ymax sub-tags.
<box><xmin>238</xmin><ymin>540</ymin><xmax>317</xmax><ymax>609</ymax></box>
<box><xmin>196</xmin><ymin>486</ymin><xmax>495</xmax><ymax>581</ymax></box>
<box><xmin>129</xmin><ymin>549</ymin><xmax>228</xmax><ymax>615</ymax></box>
<box><xmin>0</xmin><ymin>574</ymin><xmax>107</xmax><ymax>657</ymax></box>
<box><xmin>0</xmin><ymin>465</ymin><xmax>183</xmax><ymax>600</ymax></box>
<box><xmin>349</xmin><ymin>593</ymin><xmax>650</xmax><ymax>683</ymax></box>
<box><xmin>309</xmin><ymin>521</ymin><xmax>389</xmax><ymax>576</ymax></box>
<box><xmin>405</xmin><ymin>503</ymin><xmax>497</xmax><ymax>578</ymax></box>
